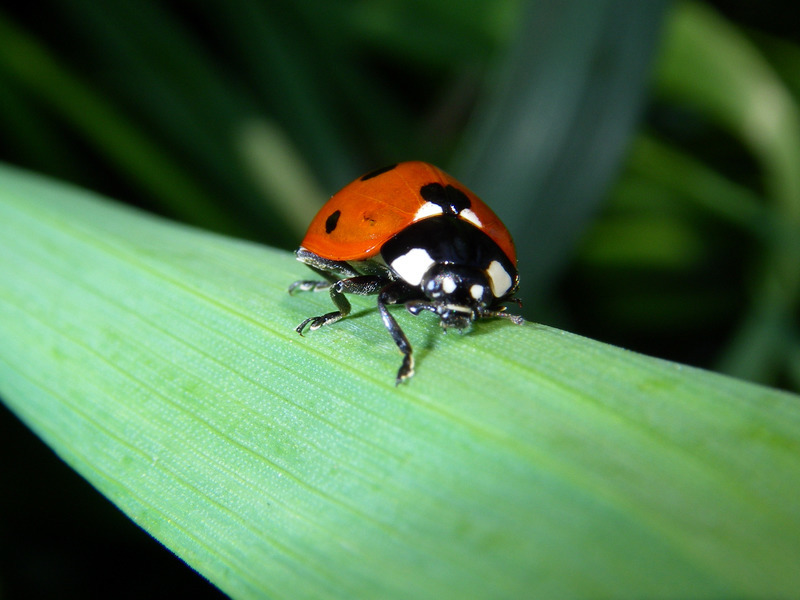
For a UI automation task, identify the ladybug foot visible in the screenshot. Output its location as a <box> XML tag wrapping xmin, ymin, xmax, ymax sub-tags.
<box><xmin>295</xmin><ymin>311</ymin><xmax>343</xmax><ymax>335</ymax></box>
<box><xmin>395</xmin><ymin>353</ymin><xmax>415</xmax><ymax>385</ymax></box>
<box><xmin>492</xmin><ymin>309</ymin><xmax>525</xmax><ymax>326</ymax></box>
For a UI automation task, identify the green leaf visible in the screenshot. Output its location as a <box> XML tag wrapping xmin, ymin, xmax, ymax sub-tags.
<box><xmin>1</xmin><ymin>163</ymin><xmax>799</xmax><ymax>599</ymax></box>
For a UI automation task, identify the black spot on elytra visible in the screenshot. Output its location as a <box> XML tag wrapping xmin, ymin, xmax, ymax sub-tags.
<box><xmin>360</xmin><ymin>164</ymin><xmax>397</xmax><ymax>181</ymax></box>
<box><xmin>325</xmin><ymin>210</ymin><xmax>341</xmax><ymax>234</ymax></box>
<box><xmin>419</xmin><ymin>183</ymin><xmax>471</xmax><ymax>215</ymax></box>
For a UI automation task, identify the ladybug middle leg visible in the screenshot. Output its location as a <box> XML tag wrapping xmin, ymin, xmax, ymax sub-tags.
<box><xmin>295</xmin><ymin>275</ymin><xmax>385</xmax><ymax>334</ymax></box>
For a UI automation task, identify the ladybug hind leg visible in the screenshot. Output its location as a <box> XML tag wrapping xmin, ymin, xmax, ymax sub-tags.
<box><xmin>290</xmin><ymin>248</ymin><xmax>359</xmax><ymax>300</ymax></box>
<box><xmin>289</xmin><ymin>249</ymin><xmax>362</xmax><ymax>294</ymax></box>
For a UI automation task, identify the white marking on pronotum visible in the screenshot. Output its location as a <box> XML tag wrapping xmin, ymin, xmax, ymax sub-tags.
<box><xmin>459</xmin><ymin>208</ymin><xmax>482</xmax><ymax>227</ymax></box>
<box><xmin>486</xmin><ymin>260</ymin><xmax>512</xmax><ymax>298</ymax></box>
<box><xmin>414</xmin><ymin>203</ymin><xmax>443</xmax><ymax>221</ymax></box>
<box><xmin>470</xmin><ymin>284</ymin><xmax>485</xmax><ymax>300</ymax></box>
<box><xmin>391</xmin><ymin>248</ymin><xmax>435</xmax><ymax>286</ymax></box>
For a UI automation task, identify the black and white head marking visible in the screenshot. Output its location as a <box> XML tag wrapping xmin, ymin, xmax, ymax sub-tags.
<box><xmin>380</xmin><ymin>216</ymin><xmax>518</xmax><ymax>311</ymax></box>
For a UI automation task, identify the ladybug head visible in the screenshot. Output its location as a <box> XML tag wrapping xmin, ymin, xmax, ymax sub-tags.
<box><xmin>413</xmin><ymin>263</ymin><xmax>495</xmax><ymax>330</ymax></box>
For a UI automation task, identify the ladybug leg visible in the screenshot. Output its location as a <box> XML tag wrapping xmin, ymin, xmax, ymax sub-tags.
<box><xmin>481</xmin><ymin>301</ymin><xmax>525</xmax><ymax>325</ymax></box>
<box><xmin>483</xmin><ymin>308</ymin><xmax>525</xmax><ymax>326</ymax></box>
<box><xmin>407</xmin><ymin>300</ymin><xmax>525</xmax><ymax>326</ymax></box>
<box><xmin>290</xmin><ymin>249</ymin><xmax>361</xmax><ymax>294</ymax></box>
<box><xmin>405</xmin><ymin>300</ymin><xmax>437</xmax><ymax>316</ymax></box>
<box><xmin>295</xmin><ymin>275</ymin><xmax>384</xmax><ymax>334</ymax></box>
<box><xmin>377</xmin><ymin>282</ymin><xmax>418</xmax><ymax>385</ymax></box>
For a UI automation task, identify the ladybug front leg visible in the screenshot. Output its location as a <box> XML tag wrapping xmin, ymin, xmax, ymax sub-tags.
<box><xmin>377</xmin><ymin>281</ymin><xmax>418</xmax><ymax>384</ymax></box>
<box><xmin>295</xmin><ymin>275</ymin><xmax>384</xmax><ymax>334</ymax></box>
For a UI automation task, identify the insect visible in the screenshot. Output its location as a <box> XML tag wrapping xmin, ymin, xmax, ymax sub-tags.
<box><xmin>289</xmin><ymin>161</ymin><xmax>523</xmax><ymax>384</ymax></box>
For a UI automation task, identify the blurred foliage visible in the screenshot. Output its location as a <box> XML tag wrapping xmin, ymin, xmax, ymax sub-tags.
<box><xmin>1</xmin><ymin>0</ymin><xmax>799</xmax><ymax>596</ymax></box>
<box><xmin>566</xmin><ymin>1</ymin><xmax>800</xmax><ymax>392</ymax></box>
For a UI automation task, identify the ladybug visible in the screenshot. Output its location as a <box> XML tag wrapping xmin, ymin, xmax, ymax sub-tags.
<box><xmin>289</xmin><ymin>161</ymin><xmax>523</xmax><ymax>384</ymax></box>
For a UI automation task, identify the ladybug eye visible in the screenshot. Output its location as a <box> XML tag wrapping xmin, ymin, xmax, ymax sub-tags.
<box><xmin>424</xmin><ymin>277</ymin><xmax>442</xmax><ymax>297</ymax></box>
<box><xmin>422</xmin><ymin>268</ymin><xmax>469</xmax><ymax>300</ymax></box>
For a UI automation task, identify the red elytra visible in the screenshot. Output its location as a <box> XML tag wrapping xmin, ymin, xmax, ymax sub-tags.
<box><xmin>300</xmin><ymin>161</ymin><xmax>517</xmax><ymax>265</ymax></box>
